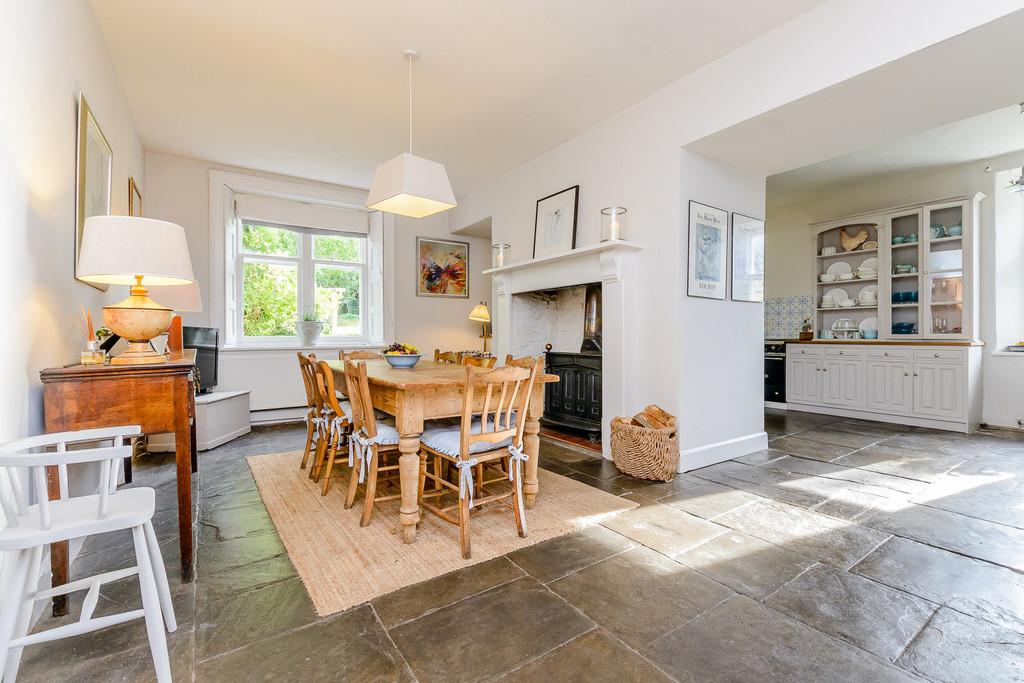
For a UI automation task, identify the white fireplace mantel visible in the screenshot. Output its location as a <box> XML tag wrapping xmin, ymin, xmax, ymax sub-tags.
<box><xmin>488</xmin><ymin>240</ymin><xmax>643</xmax><ymax>457</ymax></box>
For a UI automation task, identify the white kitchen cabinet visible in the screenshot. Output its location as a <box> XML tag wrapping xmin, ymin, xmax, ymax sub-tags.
<box><xmin>913</xmin><ymin>361</ymin><xmax>965</xmax><ymax>419</ymax></box>
<box><xmin>786</xmin><ymin>343</ymin><xmax>981</xmax><ymax>432</ymax></box>
<box><xmin>865</xmin><ymin>360</ymin><xmax>914</xmax><ymax>414</ymax></box>
<box><xmin>822</xmin><ymin>356</ymin><xmax>863</xmax><ymax>408</ymax></box>
<box><xmin>787</xmin><ymin>356</ymin><xmax>822</xmax><ymax>404</ymax></box>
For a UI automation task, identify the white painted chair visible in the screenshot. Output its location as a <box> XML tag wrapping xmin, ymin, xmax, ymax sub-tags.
<box><xmin>0</xmin><ymin>426</ymin><xmax>176</xmax><ymax>683</ymax></box>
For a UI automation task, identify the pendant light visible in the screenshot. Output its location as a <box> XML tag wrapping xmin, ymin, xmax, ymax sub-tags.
<box><xmin>367</xmin><ymin>49</ymin><xmax>457</xmax><ymax>218</ymax></box>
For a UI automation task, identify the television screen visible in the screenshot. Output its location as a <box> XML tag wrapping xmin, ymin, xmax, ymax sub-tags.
<box><xmin>182</xmin><ymin>326</ymin><xmax>219</xmax><ymax>393</ymax></box>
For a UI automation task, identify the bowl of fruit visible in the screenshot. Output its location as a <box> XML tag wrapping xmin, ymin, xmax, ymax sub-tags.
<box><xmin>382</xmin><ymin>342</ymin><xmax>422</xmax><ymax>368</ymax></box>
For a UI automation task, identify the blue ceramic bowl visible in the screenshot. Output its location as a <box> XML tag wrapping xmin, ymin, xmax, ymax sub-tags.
<box><xmin>384</xmin><ymin>354</ymin><xmax>422</xmax><ymax>369</ymax></box>
<box><xmin>892</xmin><ymin>323</ymin><xmax>916</xmax><ymax>334</ymax></box>
<box><xmin>947</xmin><ymin>225</ymin><xmax>963</xmax><ymax>236</ymax></box>
<box><xmin>862</xmin><ymin>329</ymin><xmax>878</xmax><ymax>340</ymax></box>
<box><xmin>892</xmin><ymin>236</ymin><xmax>906</xmax><ymax>244</ymax></box>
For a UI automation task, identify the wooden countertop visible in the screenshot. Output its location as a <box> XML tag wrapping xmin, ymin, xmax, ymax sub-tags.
<box><xmin>324</xmin><ymin>358</ymin><xmax>558</xmax><ymax>390</ymax></box>
<box><xmin>792</xmin><ymin>340</ymin><xmax>983</xmax><ymax>347</ymax></box>
<box><xmin>41</xmin><ymin>349</ymin><xmax>197</xmax><ymax>381</ymax></box>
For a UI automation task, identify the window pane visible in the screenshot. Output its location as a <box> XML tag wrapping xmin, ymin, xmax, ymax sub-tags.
<box><xmin>315</xmin><ymin>265</ymin><xmax>361</xmax><ymax>337</ymax></box>
<box><xmin>241</xmin><ymin>223</ymin><xmax>299</xmax><ymax>257</ymax></box>
<box><xmin>313</xmin><ymin>234</ymin><xmax>362</xmax><ymax>262</ymax></box>
<box><xmin>242</xmin><ymin>260</ymin><xmax>298</xmax><ymax>336</ymax></box>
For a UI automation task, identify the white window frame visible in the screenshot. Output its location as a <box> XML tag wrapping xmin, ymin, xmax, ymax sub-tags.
<box><xmin>209</xmin><ymin>169</ymin><xmax>395</xmax><ymax>350</ymax></box>
<box><xmin>236</xmin><ymin>221</ymin><xmax>369</xmax><ymax>345</ymax></box>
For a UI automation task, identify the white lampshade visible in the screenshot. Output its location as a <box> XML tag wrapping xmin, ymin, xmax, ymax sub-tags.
<box><xmin>149</xmin><ymin>280</ymin><xmax>203</xmax><ymax>312</ymax></box>
<box><xmin>78</xmin><ymin>215</ymin><xmax>194</xmax><ymax>286</ymax></box>
<box><xmin>367</xmin><ymin>152</ymin><xmax>457</xmax><ymax>219</ymax></box>
<box><xmin>468</xmin><ymin>301</ymin><xmax>490</xmax><ymax>323</ymax></box>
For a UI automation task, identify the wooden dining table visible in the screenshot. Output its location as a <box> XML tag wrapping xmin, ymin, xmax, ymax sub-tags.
<box><xmin>325</xmin><ymin>358</ymin><xmax>558</xmax><ymax>543</ymax></box>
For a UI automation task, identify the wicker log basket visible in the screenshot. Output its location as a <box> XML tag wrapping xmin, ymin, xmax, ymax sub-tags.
<box><xmin>610</xmin><ymin>404</ymin><xmax>679</xmax><ymax>482</ymax></box>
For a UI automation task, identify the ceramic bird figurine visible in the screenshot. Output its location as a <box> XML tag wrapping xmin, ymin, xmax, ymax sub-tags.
<box><xmin>840</xmin><ymin>227</ymin><xmax>869</xmax><ymax>252</ymax></box>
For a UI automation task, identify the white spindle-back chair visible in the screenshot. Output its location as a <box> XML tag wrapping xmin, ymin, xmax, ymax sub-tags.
<box><xmin>0</xmin><ymin>426</ymin><xmax>176</xmax><ymax>683</ymax></box>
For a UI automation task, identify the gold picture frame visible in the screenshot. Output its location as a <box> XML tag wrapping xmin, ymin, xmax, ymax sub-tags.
<box><xmin>75</xmin><ymin>94</ymin><xmax>113</xmax><ymax>291</ymax></box>
<box><xmin>129</xmin><ymin>177</ymin><xmax>142</xmax><ymax>217</ymax></box>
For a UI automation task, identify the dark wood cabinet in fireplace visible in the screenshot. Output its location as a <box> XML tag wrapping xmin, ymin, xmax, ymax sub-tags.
<box><xmin>543</xmin><ymin>352</ymin><xmax>602</xmax><ymax>440</ymax></box>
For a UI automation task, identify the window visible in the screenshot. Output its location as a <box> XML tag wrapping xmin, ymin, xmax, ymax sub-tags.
<box><xmin>237</xmin><ymin>221</ymin><xmax>367</xmax><ymax>343</ymax></box>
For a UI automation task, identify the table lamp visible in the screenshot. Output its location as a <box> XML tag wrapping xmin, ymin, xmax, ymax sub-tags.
<box><xmin>149</xmin><ymin>281</ymin><xmax>203</xmax><ymax>352</ymax></box>
<box><xmin>468</xmin><ymin>301</ymin><xmax>491</xmax><ymax>353</ymax></box>
<box><xmin>77</xmin><ymin>216</ymin><xmax>194</xmax><ymax>365</ymax></box>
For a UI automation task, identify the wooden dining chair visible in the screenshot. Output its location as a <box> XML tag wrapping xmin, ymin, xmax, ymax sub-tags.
<box><xmin>419</xmin><ymin>358</ymin><xmax>541</xmax><ymax>558</ymax></box>
<box><xmin>296</xmin><ymin>352</ymin><xmax>322</xmax><ymax>471</ymax></box>
<box><xmin>462</xmin><ymin>355</ymin><xmax>496</xmax><ymax>368</ymax></box>
<box><xmin>310</xmin><ymin>360</ymin><xmax>353</xmax><ymax>496</ymax></box>
<box><xmin>342</xmin><ymin>360</ymin><xmax>406</xmax><ymax>526</ymax></box>
<box><xmin>338</xmin><ymin>350</ymin><xmax>382</xmax><ymax>361</ymax></box>
<box><xmin>434</xmin><ymin>349</ymin><xmax>461</xmax><ymax>365</ymax></box>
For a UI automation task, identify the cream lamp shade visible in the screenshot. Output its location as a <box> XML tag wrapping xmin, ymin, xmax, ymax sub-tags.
<box><xmin>468</xmin><ymin>301</ymin><xmax>491</xmax><ymax>323</ymax></box>
<box><xmin>149</xmin><ymin>281</ymin><xmax>203</xmax><ymax>312</ymax></box>
<box><xmin>367</xmin><ymin>152</ymin><xmax>457</xmax><ymax>219</ymax></box>
<box><xmin>77</xmin><ymin>215</ymin><xmax>194</xmax><ymax>285</ymax></box>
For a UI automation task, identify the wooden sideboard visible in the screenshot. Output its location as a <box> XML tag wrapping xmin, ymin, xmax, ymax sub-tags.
<box><xmin>40</xmin><ymin>349</ymin><xmax>197</xmax><ymax>616</ymax></box>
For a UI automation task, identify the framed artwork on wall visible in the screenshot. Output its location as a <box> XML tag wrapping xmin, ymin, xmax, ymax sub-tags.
<box><xmin>416</xmin><ymin>237</ymin><xmax>469</xmax><ymax>298</ymax></box>
<box><xmin>731</xmin><ymin>212</ymin><xmax>765</xmax><ymax>303</ymax></box>
<box><xmin>128</xmin><ymin>177</ymin><xmax>142</xmax><ymax>217</ymax></box>
<box><xmin>687</xmin><ymin>200</ymin><xmax>728</xmax><ymax>299</ymax></box>
<box><xmin>75</xmin><ymin>94</ymin><xmax>113</xmax><ymax>291</ymax></box>
<box><xmin>532</xmin><ymin>185</ymin><xmax>579</xmax><ymax>258</ymax></box>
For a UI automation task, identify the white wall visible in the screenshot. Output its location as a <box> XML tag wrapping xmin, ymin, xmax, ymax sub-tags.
<box><xmin>144</xmin><ymin>152</ymin><xmax>490</xmax><ymax>414</ymax></box>
<box><xmin>448</xmin><ymin>0</ymin><xmax>1015</xmax><ymax>462</ymax></box>
<box><xmin>765</xmin><ymin>150</ymin><xmax>1024</xmax><ymax>428</ymax></box>
<box><xmin>0</xmin><ymin>1</ymin><xmax>144</xmax><ymax>440</ymax></box>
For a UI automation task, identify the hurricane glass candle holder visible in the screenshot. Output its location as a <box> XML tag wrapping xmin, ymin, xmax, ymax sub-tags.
<box><xmin>601</xmin><ymin>207</ymin><xmax>627</xmax><ymax>242</ymax></box>
<box><xmin>492</xmin><ymin>243</ymin><xmax>510</xmax><ymax>268</ymax></box>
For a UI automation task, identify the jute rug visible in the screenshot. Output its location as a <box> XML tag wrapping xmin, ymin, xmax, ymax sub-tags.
<box><xmin>247</xmin><ymin>451</ymin><xmax>637</xmax><ymax>616</ymax></box>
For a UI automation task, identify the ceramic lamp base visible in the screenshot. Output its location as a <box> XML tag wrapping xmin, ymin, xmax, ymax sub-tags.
<box><xmin>111</xmin><ymin>341</ymin><xmax>167</xmax><ymax>365</ymax></box>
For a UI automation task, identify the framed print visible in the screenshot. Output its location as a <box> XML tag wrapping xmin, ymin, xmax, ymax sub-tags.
<box><xmin>687</xmin><ymin>201</ymin><xmax>728</xmax><ymax>299</ymax></box>
<box><xmin>532</xmin><ymin>185</ymin><xmax>579</xmax><ymax>258</ymax></box>
<box><xmin>128</xmin><ymin>176</ymin><xmax>142</xmax><ymax>217</ymax></box>
<box><xmin>416</xmin><ymin>237</ymin><xmax>469</xmax><ymax>298</ymax></box>
<box><xmin>731</xmin><ymin>212</ymin><xmax>765</xmax><ymax>303</ymax></box>
<box><xmin>75</xmin><ymin>94</ymin><xmax>113</xmax><ymax>291</ymax></box>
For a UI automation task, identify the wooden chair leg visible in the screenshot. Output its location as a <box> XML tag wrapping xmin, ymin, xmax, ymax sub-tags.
<box><xmin>510</xmin><ymin>456</ymin><xmax>528</xmax><ymax>538</ymax></box>
<box><xmin>417</xmin><ymin>454</ymin><xmax>427</xmax><ymax>504</ymax></box>
<box><xmin>459</xmin><ymin>487</ymin><xmax>472</xmax><ymax>559</ymax></box>
<box><xmin>300</xmin><ymin>419</ymin><xmax>314</xmax><ymax>469</ymax></box>
<box><xmin>344</xmin><ymin>452</ymin><xmax>360</xmax><ymax>509</ymax></box>
<box><xmin>359</xmin><ymin>447</ymin><xmax>380</xmax><ymax>527</ymax></box>
<box><xmin>475</xmin><ymin>463</ymin><xmax>484</xmax><ymax>498</ymax></box>
<box><xmin>320</xmin><ymin>443</ymin><xmax>338</xmax><ymax>496</ymax></box>
<box><xmin>310</xmin><ymin>434</ymin><xmax>326</xmax><ymax>481</ymax></box>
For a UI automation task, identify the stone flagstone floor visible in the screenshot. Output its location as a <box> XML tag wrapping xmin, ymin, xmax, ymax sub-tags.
<box><xmin>16</xmin><ymin>409</ymin><xmax>1024</xmax><ymax>682</ymax></box>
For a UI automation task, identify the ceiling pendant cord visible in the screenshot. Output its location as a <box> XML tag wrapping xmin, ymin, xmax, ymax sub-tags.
<box><xmin>405</xmin><ymin>49</ymin><xmax>418</xmax><ymax>156</ymax></box>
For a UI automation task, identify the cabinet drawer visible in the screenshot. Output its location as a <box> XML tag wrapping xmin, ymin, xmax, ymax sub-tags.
<box><xmin>866</xmin><ymin>347</ymin><xmax>912</xmax><ymax>361</ymax></box>
<box><xmin>914</xmin><ymin>348</ymin><xmax>966</xmax><ymax>364</ymax></box>
<box><xmin>789</xmin><ymin>346</ymin><xmax>824</xmax><ymax>357</ymax></box>
<box><xmin>825</xmin><ymin>347</ymin><xmax>864</xmax><ymax>359</ymax></box>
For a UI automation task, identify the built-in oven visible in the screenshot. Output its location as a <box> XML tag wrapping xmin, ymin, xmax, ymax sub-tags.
<box><xmin>765</xmin><ymin>340</ymin><xmax>787</xmax><ymax>403</ymax></box>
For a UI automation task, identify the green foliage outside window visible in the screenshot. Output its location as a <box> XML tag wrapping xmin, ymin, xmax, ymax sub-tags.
<box><xmin>243</xmin><ymin>262</ymin><xmax>297</xmax><ymax>336</ymax></box>
<box><xmin>242</xmin><ymin>223</ymin><xmax>298</xmax><ymax>257</ymax></box>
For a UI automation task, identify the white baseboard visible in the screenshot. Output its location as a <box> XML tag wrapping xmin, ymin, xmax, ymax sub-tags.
<box><xmin>679</xmin><ymin>431</ymin><xmax>768</xmax><ymax>472</ymax></box>
<box><xmin>251</xmin><ymin>407</ymin><xmax>307</xmax><ymax>425</ymax></box>
<box><xmin>764</xmin><ymin>401</ymin><xmax>788</xmax><ymax>410</ymax></box>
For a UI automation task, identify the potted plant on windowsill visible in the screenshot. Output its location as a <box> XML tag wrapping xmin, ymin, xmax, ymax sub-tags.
<box><xmin>297</xmin><ymin>309</ymin><xmax>325</xmax><ymax>347</ymax></box>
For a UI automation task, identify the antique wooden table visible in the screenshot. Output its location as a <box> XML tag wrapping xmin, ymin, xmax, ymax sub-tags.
<box><xmin>40</xmin><ymin>349</ymin><xmax>197</xmax><ymax>615</ymax></box>
<box><xmin>326</xmin><ymin>359</ymin><xmax>558</xmax><ymax>543</ymax></box>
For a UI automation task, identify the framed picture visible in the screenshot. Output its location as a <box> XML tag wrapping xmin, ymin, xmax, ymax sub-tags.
<box><xmin>128</xmin><ymin>177</ymin><xmax>142</xmax><ymax>217</ymax></box>
<box><xmin>731</xmin><ymin>212</ymin><xmax>765</xmax><ymax>303</ymax></box>
<box><xmin>75</xmin><ymin>94</ymin><xmax>112</xmax><ymax>291</ymax></box>
<box><xmin>416</xmin><ymin>237</ymin><xmax>469</xmax><ymax>298</ymax></box>
<box><xmin>687</xmin><ymin>201</ymin><xmax>728</xmax><ymax>300</ymax></box>
<box><xmin>532</xmin><ymin>185</ymin><xmax>579</xmax><ymax>258</ymax></box>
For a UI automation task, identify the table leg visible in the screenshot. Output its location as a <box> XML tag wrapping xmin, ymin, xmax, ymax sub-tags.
<box><xmin>44</xmin><ymin>465</ymin><xmax>69</xmax><ymax>616</ymax></box>
<box><xmin>175</xmin><ymin>388</ymin><xmax>194</xmax><ymax>583</ymax></box>
<box><xmin>398</xmin><ymin>435</ymin><xmax>422</xmax><ymax>543</ymax></box>
<box><xmin>523</xmin><ymin>398</ymin><xmax>542</xmax><ymax>510</ymax></box>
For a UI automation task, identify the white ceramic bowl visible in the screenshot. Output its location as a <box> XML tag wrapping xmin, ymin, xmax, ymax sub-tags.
<box><xmin>838</xmin><ymin>273</ymin><xmax>855</xmax><ymax>281</ymax></box>
<box><xmin>839</xmin><ymin>299</ymin><xmax>857</xmax><ymax>308</ymax></box>
<box><xmin>819</xmin><ymin>274</ymin><xmax>836</xmax><ymax>283</ymax></box>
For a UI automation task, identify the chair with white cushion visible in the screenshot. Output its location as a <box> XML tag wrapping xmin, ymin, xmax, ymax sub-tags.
<box><xmin>0</xmin><ymin>426</ymin><xmax>176</xmax><ymax>683</ymax></box>
<box><xmin>310</xmin><ymin>360</ymin><xmax>353</xmax><ymax>496</ymax></box>
<box><xmin>342</xmin><ymin>360</ymin><xmax>404</xmax><ymax>526</ymax></box>
<box><xmin>419</xmin><ymin>358</ymin><xmax>541</xmax><ymax>559</ymax></box>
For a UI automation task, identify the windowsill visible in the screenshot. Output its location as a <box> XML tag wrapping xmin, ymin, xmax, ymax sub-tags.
<box><xmin>221</xmin><ymin>342</ymin><xmax>382</xmax><ymax>353</ymax></box>
<box><xmin>991</xmin><ymin>349</ymin><xmax>1024</xmax><ymax>358</ymax></box>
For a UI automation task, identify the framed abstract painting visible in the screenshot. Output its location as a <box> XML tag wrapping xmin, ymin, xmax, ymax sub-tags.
<box><xmin>416</xmin><ymin>237</ymin><xmax>469</xmax><ymax>298</ymax></box>
<box><xmin>687</xmin><ymin>200</ymin><xmax>728</xmax><ymax>300</ymax></box>
<box><xmin>532</xmin><ymin>185</ymin><xmax>579</xmax><ymax>258</ymax></box>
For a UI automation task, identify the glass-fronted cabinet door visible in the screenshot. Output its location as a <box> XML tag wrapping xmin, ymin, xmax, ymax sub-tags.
<box><xmin>886</xmin><ymin>209</ymin><xmax>922</xmax><ymax>339</ymax></box>
<box><xmin>922</xmin><ymin>200</ymin><xmax>967</xmax><ymax>338</ymax></box>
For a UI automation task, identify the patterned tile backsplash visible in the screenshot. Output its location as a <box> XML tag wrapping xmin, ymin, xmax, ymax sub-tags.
<box><xmin>765</xmin><ymin>295</ymin><xmax>815</xmax><ymax>339</ymax></box>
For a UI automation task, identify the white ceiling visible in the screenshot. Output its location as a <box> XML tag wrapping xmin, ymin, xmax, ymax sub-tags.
<box><xmin>768</xmin><ymin>104</ymin><xmax>1024</xmax><ymax>200</ymax></box>
<box><xmin>90</xmin><ymin>0</ymin><xmax>823</xmax><ymax>196</ymax></box>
